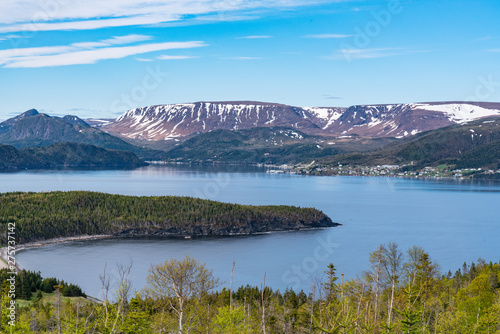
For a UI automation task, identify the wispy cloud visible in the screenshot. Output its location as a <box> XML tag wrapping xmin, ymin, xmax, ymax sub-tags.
<box><xmin>0</xmin><ymin>35</ymin><xmax>207</xmax><ymax>68</ymax></box>
<box><xmin>304</xmin><ymin>34</ymin><xmax>353</xmax><ymax>39</ymax></box>
<box><xmin>237</xmin><ymin>35</ymin><xmax>273</xmax><ymax>39</ymax></box>
<box><xmin>135</xmin><ymin>58</ymin><xmax>153</xmax><ymax>62</ymax></box>
<box><xmin>0</xmin><ymin>34</ymin><xmax>153</xmax><ymax>62</ymax></box>
<box><xmin>488</xmin><ymin>49</ymin><xmax>500</xmax><ymax>53</ymax></box>
<box><xmin>0</xmin><ymin>0</ymin><xmax>343</xmax><ymax>33</ymax></box>
<box><xmin>331</xmin><ymin>47</ymin><xmax>408</xmax><ymax>60</ymax></box>
<box><xmin>157</xmin><ymin>55</ymin><xmax>197</xmax><ymax>60</ymax></box>
<box><xmin>222</xmin><ymin>56</ymin><xmax>263</xmax><ymax>60</ymax></box>
<box><xmin>71</xmin><ymin>34</ymin><xmax>153</xmax><ymax>49</ymax></box>
<box><xmin>0</xmin><ymin>34</ymin><xmax>25</xmax><ymax>41</ymax></box>
<box><xmin>476</xmin><ymin>36</ymin><xmax>496</xmax><ymax>42</ymax></box>
<box><xmin>103</xmin><ymin>34</ymin><xmax>153</xmax><ymax>45</ymax></box>
<box><xmin>322</xmin><ymin>94</ymin><xmax>342</xmax><ymax>100</ymax></box>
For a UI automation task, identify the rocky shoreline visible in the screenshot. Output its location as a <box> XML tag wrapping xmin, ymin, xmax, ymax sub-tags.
<box><xmin>115</xmin><ymin>215</ymin><xmax>340</xmax><ymax>238</ymax></box>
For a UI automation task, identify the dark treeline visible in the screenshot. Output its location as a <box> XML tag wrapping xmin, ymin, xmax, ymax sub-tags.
<box><xmin>1</xmin><ymin>243</ymin><xmax>499</xmax><ymax>333</ymax></box>
<box><xmin>0</xmin><ymin>143</ymin><xmax>146</xmax><ymax>169</ymax></box>
<box><xmin>0</xmin><ymin>191</ymin><xmax>335</xmax><ymax>244</ymax></box>
<box><xmin>0</xmin><ymin>269</ymin><xmax>86</xmax><ymax>300</ymax></box>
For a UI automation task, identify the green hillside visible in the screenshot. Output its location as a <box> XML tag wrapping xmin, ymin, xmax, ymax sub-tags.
<box><xmin>163</xmin><ymin>127</ymin><xmax>393</xmax><ymax>164</ymax></box>
<box><xmin>319</xmin><ymin>118</ymin><xmax>500</xmax><ymax>169</ymax></box>
<box><xmin>0</xmin><ymin>143</ymin><xmax>146</xmax><ymax>169</ymax></box>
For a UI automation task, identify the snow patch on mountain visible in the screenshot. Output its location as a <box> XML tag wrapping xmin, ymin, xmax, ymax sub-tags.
<box><xmin>411</xmin><ymin>103</ymin><xmax>500</xmax><ymax>123</ymax></box>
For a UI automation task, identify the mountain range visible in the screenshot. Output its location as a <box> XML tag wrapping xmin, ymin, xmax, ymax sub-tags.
<box><xmin>100</xmin><ymin>101</ymin><xmax>500</xmax><ymax>140</ymax></box>
<box><xmin>1</xmin><ymin>101</ymin><xmax>500</xmax><ymax>170</ymax></box>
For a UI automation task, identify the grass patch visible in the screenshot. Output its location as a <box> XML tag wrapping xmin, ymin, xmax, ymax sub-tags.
<box><xmin>436</xmin><ymin>164</ymin><xmax>449</xmax><ymax>171</ymax></box>
<box><xmin>16</xmin><ymin>291</ymin><xmax>92</xmax><ymax>308</ymax></box>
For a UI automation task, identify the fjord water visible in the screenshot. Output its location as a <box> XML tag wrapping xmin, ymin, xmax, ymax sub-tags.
<box><xmin>3</xmin><ymin>166</ymin><xmax>499</xmax><ymax>299</ymax></box>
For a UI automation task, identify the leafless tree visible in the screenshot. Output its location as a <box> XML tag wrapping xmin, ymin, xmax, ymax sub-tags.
<box><xmin>381</xmin><ymin>242</ymin><xmax>404</xmax><ymax>329</ymax></box>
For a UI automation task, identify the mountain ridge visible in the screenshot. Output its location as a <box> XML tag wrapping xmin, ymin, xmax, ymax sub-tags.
<box><xmin>101</xmin><ymin>101</ymin><xmax>500</xmax><ymax>141</ymax></box>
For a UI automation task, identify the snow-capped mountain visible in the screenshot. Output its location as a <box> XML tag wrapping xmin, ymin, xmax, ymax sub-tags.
<box><xmin>101</xmin><ymin>101</ymin><xmax>500</xmax><ymax>140</ymax></box>
<box><xmin>103</xmin><ymin>101</ymin><xmax>321</xmax><ymax>140</ymax></box>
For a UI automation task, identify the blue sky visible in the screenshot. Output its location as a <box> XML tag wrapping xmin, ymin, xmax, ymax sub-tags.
<box><xmin>0</xmin><ymin>0</ymin><xmax>499</xmax><ymax>120</ymax></box>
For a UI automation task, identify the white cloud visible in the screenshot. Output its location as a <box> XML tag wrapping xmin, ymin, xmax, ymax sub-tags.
<box><xmin>0</xmin><ymin>46</ymin><xmax>74</xmax><ymax>64</ymax></box>
<box><xmin>222</xmin><ymin>56</ymin><xmax>263</xmax><ymax>60</ymax></box>
<box><xmin>0</xmin><ymin>34</ymin><xmax>153</xmax><ymax>63</ymax></box>
<box><xmin>157</xmin><ymin>55</ymin><xmax>197</xmax><ymax>60</ymax></box>
<box><xmin>332</xmin><ymin>47</ymin><xmax>406</xmax><ymax>60</ymax></box>
<box><xmin>0</xmin><ymin>34</ymin><xmax>25</xmax><ymax>41</ymax></box>
<box><xmin>69</xmin><ymin>34</ymin><xmax>152</xmax><ymax>50</ymax></box>
<box><xmin>0</xmin><ymin>34</ymin><xmax>158</xmax><ymax>66</ymax></box>
<box><xmin>1</xmin><ymin>38</ymin><xmax>207</xmax><ymax>68</ymax></box>
<box><xmin>0</xmin><ymin>0</ymin><xmax>338</xmax><ymax>33</ymax></box>
<box><xmin>305</xmin><ymin>34</ymin><xmax>353</xmax><ymax>39</ymax></box>
<box><xmin>71</xmin><ymin>41</ymin><xmax>109</xmax><ymax>49</ymax></box>
<box><xmin>103</xmin><ymin>34</ymin><xmax>153</xmax><ymax>45</ymax></box>
<box><xmin>237</xmin><ymin>35</ymin><xmax>273</xmax><ymax>39</ymax></box>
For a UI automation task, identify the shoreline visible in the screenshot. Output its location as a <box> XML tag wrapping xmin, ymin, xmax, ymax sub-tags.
<box><xmin>148</xmin><ymin>162</ymin><xmax>500</xmax><ymax>182</ymax></box>
<box><xmin>0</xmin><ymin>226</ymin><xmax>338</xmax><ymax>269</ymax></box>
<box><xmin>14</xmin><ymin>234</ymin><xmax>115</xmax><ymax>252</ymax></box>
<box><xmin>0</xmin><ymin>234</ymin><xmax>114</xmax><ymax>270</ymax></box>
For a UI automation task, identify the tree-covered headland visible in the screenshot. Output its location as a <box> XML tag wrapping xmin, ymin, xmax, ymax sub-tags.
<box><xmin>0</xmin><ymin>191</ymin><xmax>336</xmax><ymax>244</ymax></box>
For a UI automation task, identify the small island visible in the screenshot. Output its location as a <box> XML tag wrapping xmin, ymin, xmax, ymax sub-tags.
<box><xmin>0</xmin><ymin>191</ymin><xmax>339</xmax><ymax>245</ymax></box>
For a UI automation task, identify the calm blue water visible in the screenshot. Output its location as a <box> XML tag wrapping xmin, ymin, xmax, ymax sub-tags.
<box><xmin>2</xmin><ymin>166</ymin><xmax>499</xmax><ymax>299</ymax></box>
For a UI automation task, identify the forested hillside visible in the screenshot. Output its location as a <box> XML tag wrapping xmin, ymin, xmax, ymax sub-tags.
<box><xmin>162</xmin><ymin>127</ymin><xmax>394</xmax><ymax>164</ymax></box>
<box><xmin>0</xmin><ymin>143</ymin><xmax>146</xmax><ymax>169</ymax></box>
<box><xmin>319</xmin><ymin>118</ymin><xmax>500</xmax><ymax>169</ymax></box>
<box><xmin>0</xmin><ymin>191</ymin><xmax>336</xmax><ymax>243</ymax></box>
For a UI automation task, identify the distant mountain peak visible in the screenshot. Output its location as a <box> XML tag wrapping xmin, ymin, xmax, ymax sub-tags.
<box><xmin>62</xmin><ymin>115</ymin><xmax>89</xmax><ymax>127</ymax></box>
<box><xmin>13</xmin><ymin>108</ymin><xmax>40</xmax><ymax>121</ymax></box>
<box><xmin>0</xmin><ymin>109</ymin><xmax>41</xmax><ymax>128</ymax></box>
<box><xmin>22</xmin><ymin>108</ymin><xmax>39</xmax><ymax>116</ymax></box>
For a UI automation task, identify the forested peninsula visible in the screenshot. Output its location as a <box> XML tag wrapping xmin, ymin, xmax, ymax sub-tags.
<box><xmin>0</xmin><ymin>191</ymin><xmax>337</xmax><ymax>244</ymax></box>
